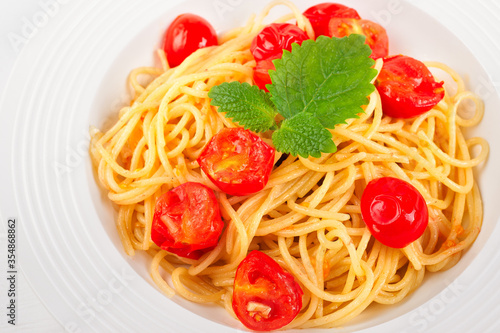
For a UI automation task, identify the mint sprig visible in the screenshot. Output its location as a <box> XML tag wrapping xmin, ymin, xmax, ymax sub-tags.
<box><xmin>208</xmin><ymin>82</ymin><xmax>278</xmax><ymax>132</ymax></box>
<box><xmin>208</xmin><ymin>34</ymin><xmax>377</xmax><ymax>158</ymax></box>
<box><xmin>272</xmin><ymin>112</ymin><xmax>336</xmax><ymax>158</ymax></box>
<box><xmin>269</xmin><ymin>34</ymin><xmax>377</xmax><ymax>128</ymax></box>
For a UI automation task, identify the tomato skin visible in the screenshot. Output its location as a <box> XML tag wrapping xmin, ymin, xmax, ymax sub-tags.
<box><xmin>233</xmin><ymin>251</ymin><xmax>303</xmax><ymax>331</ymax></box>
<box><xmin>375</xmin><ymin>55</ymin><xmax>445</xmax><ymax>118</ymax></box>
<box><xmin>360</xmin><ymin>177</ymin><xmax>429</xmax><ymax>249</ymax></box>
<box><xmin>252</xmin><ymin>59</ymin><xmax>274</xmax><ymax>92</ymax></box>
<box><xmin>328</xmin><ymin>18</ymin><xmax>388</xmax><ymax>59</ymax></box>
<box><xmin>162</xmin><ymin>13</ymin><xmax>218</xmax><ymax>68</ymax></box>
<box><xmin>197</xmin><ymin>128</ymin><xmax>275</xmax><ymax>196</ymax></box>
<box><xmin>151</xmin><ymin>182</ymin><xmax>223</xmax><ymax>259</ymax></box>
<box><xmin>250</xmin><ymin>23</ymin><xmax>309</xmax><ymax>90</ymax></box>
<box><xmin>251</xmin><ymin>23</ymin><xmax>309</xmax><ymax>62</ymax></box>
<box><xmin>303</xmin><ymin>3</ymin><xmax>361</xmax><ymax>37</ymax></box>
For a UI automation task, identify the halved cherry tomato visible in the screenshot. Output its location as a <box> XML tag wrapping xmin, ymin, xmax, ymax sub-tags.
<box><xmin>250</xmin><ymin>23</ymin><xmax>309</xmax><ymax>90</ymax></box>
<box><xmin>162</xmin><ymin>13</ymin><xmax>218</xmax><ymax>68</ymax></box>
<box><xmin>197</xmin><ymin>128</ymin><xmax>275</xmax><ymax>196</ymax></box>
<box><xmin>151</xmin><ymin>182</ymin><xmax>223</xmax><ymax>259</ymax></box>
<box><xmin>360</xmin><ymin>177</ymin><xmax>429</xmax><ymax>248</ymax></box>
<box><xmin>375</xmin><ymin>55</ymin><xmax>445</xmax><ymax>118</ymax></box>
<box><xmin>233</xmin><ymin>251</ymin><xmax>303</xmax><ymax>331</ymax></box>
<box><xmin>328</xmin><ymin>18</ymin><xmax>388</xmax><ymax>59</ymax></box>
<box><xmin>303</xmin><ymin>3</ymin><xmax>361</xmax><ymax>37</ymax></box>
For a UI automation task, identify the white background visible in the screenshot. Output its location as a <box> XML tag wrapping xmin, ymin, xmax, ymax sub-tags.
<box><xmin>1</xmin><ymin>1</ymin><xmax>67</xmax><ymax>330</ymax></box>
<box><xmin>1</xmin><ymin>0</ymin><xmax>499</xmax><ymax>332</ymax></box>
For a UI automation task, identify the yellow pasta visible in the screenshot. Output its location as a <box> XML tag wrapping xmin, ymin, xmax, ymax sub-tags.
<box><xmin>89</xmin><ymin>0</ymin><xmax>488</xmax><ymax>329</ymax></box>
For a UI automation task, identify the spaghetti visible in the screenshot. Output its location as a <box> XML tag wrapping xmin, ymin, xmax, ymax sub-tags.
<box><xmin>90</xmin><ymin>0</ymin><xmax>488</xmax><ymax>329</ymax></box>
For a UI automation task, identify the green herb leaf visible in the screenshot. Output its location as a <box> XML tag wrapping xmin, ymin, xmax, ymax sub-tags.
<box><xmin>208</xmin><ymin>81</ymin><xmax>278</xmax><ymax>132</ymax></box>
<box><xmin>268</xmin><ymin>34</ymin><xmax>377</xmax><ymax>129</ymax></box>
<box><xmin>272</xmin><ymin>112</ymin><xmax>337</xmax><ymax>158</ymax></box>
<box><xmin>208</xmin><ymin>34</ymin><xmax>376</xmax><ymax>158</ymax></box>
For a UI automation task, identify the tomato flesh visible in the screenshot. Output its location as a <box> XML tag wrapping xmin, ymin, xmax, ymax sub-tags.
<box><xmin>151</xmin><ymin>182</ymin><xmax>223</xmax><ymax>259</ymax></box>
<box><xmin>375</xmin><ymin>55</ymin><xmax>445</xmax><ymax>118</ymax></box>
<box><xmin>250</xmin><ymin>23</ymin><xmax>309</xmax><ymax>90</ymax></box>
<box><xmin>303</xmin><ymin>3</ymin><xmax>361</xmax><ymax>37</ymax></box>
<box><xmin>197</xmin><ymin>128</ymin><xmax>275</xmax><ymax>196</ymax></box>
<box><xmin>328</xmin><ymin>18</ymin><xmax>388</xmax><ymax>59</ymax></box>
<box><xmin>162</xmin><ymin>13</ymin><xmax>218</xmax><ymax>68</ymax></box>
<box><xmin>360</xmin><ymin>177</ymin><xmax>429</xmax><ymax>248</ymax></box>
<box><xmin>233</xmin><ymin>251</ymin><xmax>303</xmax><ymax>331</ymax></box>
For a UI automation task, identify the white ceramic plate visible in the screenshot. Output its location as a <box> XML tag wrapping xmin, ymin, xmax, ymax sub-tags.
<box><xmin>1</xmin><ymin>0</ymin><xmax>500</xmax><ymax>332</ymax></box>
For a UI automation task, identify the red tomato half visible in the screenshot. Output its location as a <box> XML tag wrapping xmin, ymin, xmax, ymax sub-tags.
<box><xmin>162</xmin><ymin>13</ymin><xmax>218</xmax><ymax>68</ymax></box>
<box><xmin>375</xmin><ymin>55</ymin><xmax>445</xmax><ymax>118</ymax></box>
<box><xmin>233</xmin><ymin>251</ymin><xmax>303</xmax><ymax>331</ymax></box>
<box><xmin>303</xmin><ymin>3</ymin><xmax>361</xmax><ymax>37</ymax></box>
<box><xmin>197</xmin><ymin>128</ymin><xmax>275</xmax><ymax>196</ymax></box>
<box><xmin>250</xmin><ymin>23</ymin><xmax>309</xmax><ymax>90</ymax></box>
<box><xmin>151</xmin><ymin>182</ymin><xmax>223</xmax><ymax>259</ymax></box>
<box><xmin>360</xmin><ymin>177</ymin><xmax>429</xmax><ymax>248</ymax></box>
<box><xmin>328</xmin><ymin>18</ymin><xmax>388</xmax><ymax>59</ymax></box>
